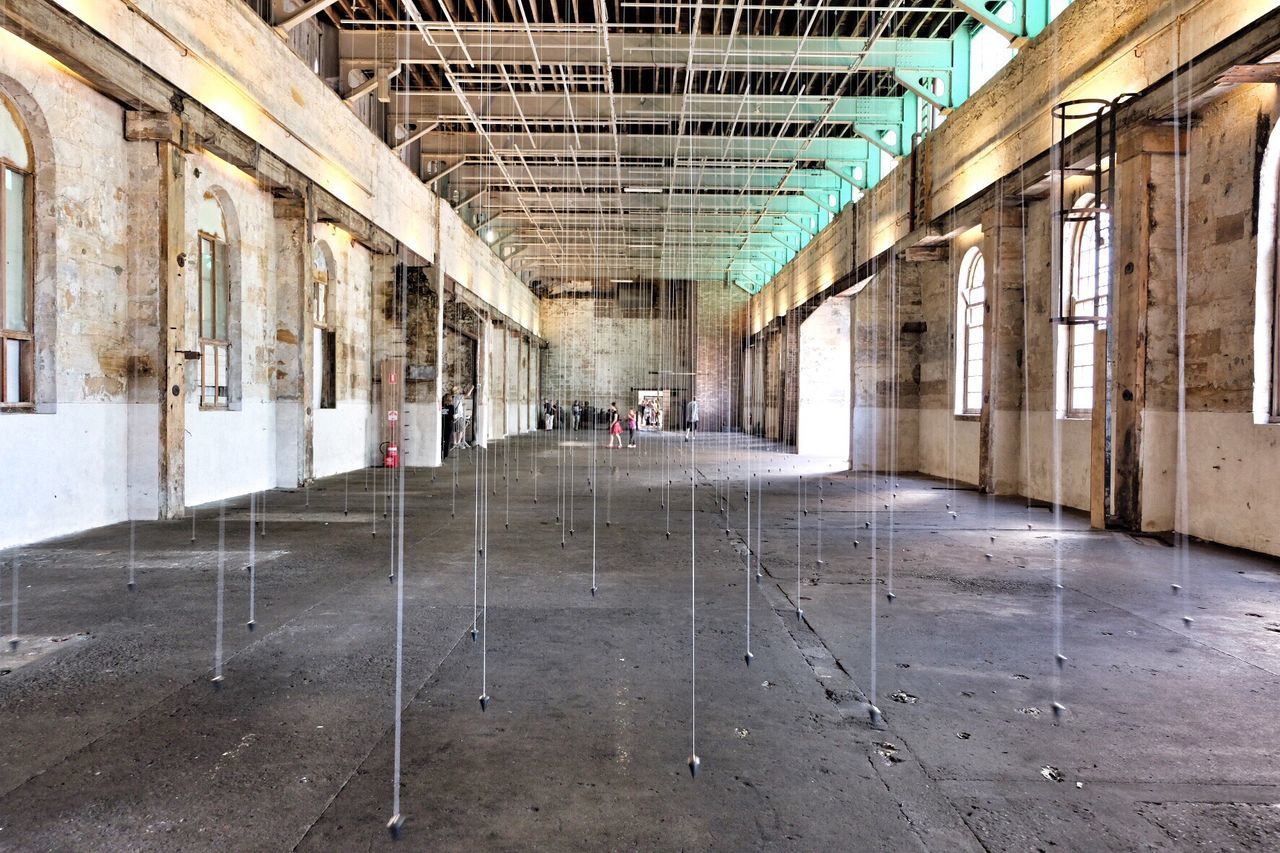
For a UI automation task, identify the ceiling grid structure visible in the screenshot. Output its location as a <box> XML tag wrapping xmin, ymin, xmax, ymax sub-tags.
<box><xmin>322</xmin><ymin>1</ymin><xmax>1068</xmax><ymax>293</ymax></box>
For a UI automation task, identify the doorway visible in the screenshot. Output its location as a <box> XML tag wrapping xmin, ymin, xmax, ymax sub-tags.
<box><xmin>798</xmin><ymin>298</ymin><xmax>852</xmax><ymax>462</ymax></box>
<box><xmin>635</xmin><ymin>389</ymin><xmax>670</xmax><ymax>431</ymax></box>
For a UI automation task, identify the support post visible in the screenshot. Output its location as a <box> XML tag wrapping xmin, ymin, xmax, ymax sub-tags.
<box><xmin>160</xmin><ymin>137</ymin><xmax>187</xmax><ymax>517</ymax></box>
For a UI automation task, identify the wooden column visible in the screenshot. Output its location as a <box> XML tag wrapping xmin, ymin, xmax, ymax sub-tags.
<box><xmin>125</xmin><ymin>111</ymin><xmax>189</xmax><ymax>518</ymax></box>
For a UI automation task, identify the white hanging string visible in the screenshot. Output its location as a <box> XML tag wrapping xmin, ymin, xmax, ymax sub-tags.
<box><xmin>247</xmin><ymin>491</ymin><xmax>256</xmax><ymax>631</ymax></box>
<box><xmin>795</xmin><ymin>475</ymin><xmax>803</xmax><ymax>620</ymax></box>
<box><xmin>1170</xmin><ymin>14</ymin><xmax>1195</xmax><ymax>627</ymax></box>
<box><xmin>7</xmin><ymin>552</ymin><xmax>18</xmax><ymax>651</ymax></box>
<box><xmin>212</xmin><ymin>499</ymin><xmax>225</xmax><ymax>687</ymax></box>
<box><xmin>479</xmin><ymin>441</ymin><xmax>491</xmax><ymax>711</ymax></box>
<box><xmin>472</xmin><ymin>408</ymin><xmax>481</xmax><ymax>639</ymax></box>
<box><xmin>687</xmin><ymin>288</ymin><xmax>700</xmax><ymax>780</ymax></box>
<box><xmin>387</xmin><ymin>17</ymin><xmax>412</xmax><ymax>834</ymax></box>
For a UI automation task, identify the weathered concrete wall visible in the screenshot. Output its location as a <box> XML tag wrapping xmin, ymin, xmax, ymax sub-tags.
<box><xmin>750</xmin><ymin>210</ymin><xmax>853</xmax><ymax>335</ymax></box>
<box><xmin>182</xmin><ymin>150</ymin><xmax>277</xmax><ymax>507</ymax></box>
<box><xmin>695</xmin><ymin>283</ymin><xmax>748</xmax><ymax>431</ymax></box>
<box><xmin>0</xmin><ymin>31</ymin><xmax>134</xmax><ymax>548</ymax></box>
<box><xmin>539</xmin><ymin>295</ymin><xmax>694</xmax><ymax>418</ymax></box>
<box><xmin>311</xmin><ymin>223</ymin><xmax>372</xmax><ymax>479</ymax></box>
<box><xmin>849</xmin><ymin>265</ymin><xmax>921</xmax><ymax>473</ymax></box>
<box><xmin>742</xmin><ymin>0</ymin><xmax>1280</xmax><ymax>545</ymax></box>
<box><xmin>58</xmin><ymin>0</ymin><xmax>539</xmax><ymax>335</ymax></box>
<box><xmin>0</xmin><ymin>7</ymin><xmax>539</xmax><ymax>546</ymax></box>
<box><xmin>1138</xmin><ymin>84</ymin><xmax>1280</xmax><ymax>554</ymax></box>
<box><xmin>914</xmin><ymin>227</ymin><xmax>981</xmax><ymax>486</ymax></box>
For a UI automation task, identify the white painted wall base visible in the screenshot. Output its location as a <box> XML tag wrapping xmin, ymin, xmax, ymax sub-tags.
<box><xmin>401</xmin><ymin>402</ymin><xmax>441</xmax><ymax>467</ymax></box>
<box><xmin>0</xmin><ymin>404</ymin><xmax>132</xmax><ymax>550</ymax></box>
<box><xmin>185</xmin><ymin>399</ymin><xmax>276</xmax><ymax>507</ymax></box>
<box><xmin>313</xmin><ymin>401</ymin><xmax>369</xmax><ymax>478</ymax></box>
<box><xmin>1018</xmin><ymin>411</ymin><xmax>1091</xmax><ymax>512</ymax></box>
<box><xmin>1142</xmin><ymin>411</ymin><xmax>1280</xmax><ymax>557</ymax></box>
<box><xmin>850</xmin><ymin>405</ymin><xmax>920</xmax><ymax>472</ymax></box>
<box><xmin>916</xmin><ymin>408</ymin><xmax>980</xmax><ymax>485</ymax></box>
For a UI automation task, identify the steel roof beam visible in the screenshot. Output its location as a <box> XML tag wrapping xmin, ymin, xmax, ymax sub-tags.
<box><xmin>416</xmin><ymin>131</ymin><xmax>873</xmax><ymax>160</ymax></box>
<box><xmin>339</xmin><ymin>30</ymin><xmax>956</xmax><ymax>72</ymax></box>
<box><xmin>478</xmin><ymin>191</ymin><xmax>834</xmax><ymax>212</ymax></box>
<box><xmin>448</xmin><ymin>165</ymin><xmax>847</xmax><ymax>192</ymax></box>
<box><xmin>389</xmin><ymin>91</ymin><xmax>908</xmax><ymax>125</ymax></box>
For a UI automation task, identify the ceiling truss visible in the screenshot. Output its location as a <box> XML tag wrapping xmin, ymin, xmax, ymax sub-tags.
<box><xmin>307</xmin><ymin>0</ymin><xmax>1061</xmax><ymax>292</ymax></box>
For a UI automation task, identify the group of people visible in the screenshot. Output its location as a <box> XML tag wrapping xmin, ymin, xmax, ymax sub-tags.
<box><xmin>447</xmin><ymin>388</ymin><xmax>698</xmax><ymax>456</ymax></box>
<box><xmin>540</xmin><ymin>400</ymin><xmax>606</xmax><ymax>431</ymax></box>
<box><xmin>639</xmin><ymin>398</ymin><xmax>663</xmax><ymax>429</ymax></box>
<box><xmin>538</xmin><ymin>396</ymin><xmax>700</xmax><ymax>449</ymax></box>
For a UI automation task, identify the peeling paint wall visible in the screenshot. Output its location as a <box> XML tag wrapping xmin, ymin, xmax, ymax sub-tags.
<box><xmin>312</xmin><ymin>223</ymin><xmax>372</xmax><ymax>479</ymax></box>
<box><xmin>539</xmin><ymin>292</ymin><xmax>695</xmax><ymax>420</ymax></box>
<box><xmin>0</xmin><ymin>32</ymin><xmax>133</xmax><ymax>549</ymax></box>
<box><xmin>695</xmin><ymin>283</ymin><xmax>749</xmax><ymax>432</ymax></box>
<box><xmin>0</xmin><ymin>7</ymin><xmax>539</xmax><ymax>547</ymax></box>
<box><xmin>738</xmin><ymin>1</ymin><xmax>1280</xmax><ymax>558</ymax></box>
<box><xmin>1139</xmin><ymin>84</ymin><xmax>1280</xmax><ymax>554</ymax></box>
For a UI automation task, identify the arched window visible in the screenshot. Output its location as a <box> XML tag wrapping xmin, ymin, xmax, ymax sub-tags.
<box><xmin>1254</xmin><ymin>115</ymin><xmax>1280</xmax><ymax>422</ymax></box>
<box><xmin>955</xmin><ymin>246</ymin><xmax>985</xmax><ymax>415</ymax></box>
<box><xmin>312</xmin><ymin>241</ymin><xmax>336</xmax><ymax>410</ymax></box>
<box><xmin>197</xmin><ymin>194</ymin><xmax>230</xmax><ymax>408</ymax></box>
<box><xmin>1062</xmin><ymin>193</ymin><xmax>1111</xmax><ymax>416</ymax></box>
<box><xmin>1</xmin><ymin>93</ymin><xmax>33</xmax><ymax>407</ymax></box>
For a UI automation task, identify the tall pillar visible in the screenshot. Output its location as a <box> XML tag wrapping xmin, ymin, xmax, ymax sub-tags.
<box><xmin>1112</xmin><ymin>125</ymin><xmax>1185</xmax><ymax>532</ymax></box>
<box><xmin>369</xmin><ymin>251</ymin><xmax>403</xmax><ymax>464</ymax></box>
<box><xmin>124</xmin><ymin>111</ymin><xmax>183</xmax><ymax>518</ymax></box>
<box><xmin>401</xmin><ymin>261</ymin><xmax>441</xmax><ymax>467</ymax></box>
<box><xmin>271</xmin><ymin>192</ymin><xmax>309</xmax><ymax>488</ymax></box>
<box><xmin>427</xmin><ymin>259</ymin><xmax>445</xmax><ymax>464</ymax></box>
<box><xmin>980</xmin><ymin>202</ymin><xmax>1026</xmax><ymax>494</ymax></box>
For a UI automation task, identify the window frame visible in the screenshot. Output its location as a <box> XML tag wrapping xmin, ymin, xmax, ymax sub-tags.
<box><xmin>312</xmin><ymin>243</ymin><xmax>336</xmax><ymax>410</ymax></box>
<box><xmin>955</xmin><ymin>246</ymin><xmax>986</xmax><ymax>416</ymax></box>
<box><xmin>0</xmin><ymin>94</ymin><xmax>34</xmax><ymax>410</ymax></box>
<box><xmin>197</xmin><ymin>230</ymin><xmax>230</xmax><ymax>409</ymax></box>
<box><xmin>1063</xmin><ymin>193</ymin><xmax>1111</xmax><ymax>419</ymax></box>
<box><xmin>1273</xmin><ymin>233</ymin><xmax>1280</xmax><ymax>419</ymax></box>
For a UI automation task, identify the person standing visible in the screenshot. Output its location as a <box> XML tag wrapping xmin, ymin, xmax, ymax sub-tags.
<box><xmin>441</xmin><ymin>389</ymin><xmax>454</xmax><ymax>459</ymax></box>
<box><xmin>452</xmin><ymin>384</ymin><xmax>475</xmax><ymax>449</ymax></box>
<box><xmin>543</xmin><ymin>399</ymin><xmax>553</xmax><ymax>431</ymax></box>
<box><xmin>571</xmin><ymin>400</ymin><xmax>581</xmax><ymax>431</ymax></box>
<box><xmin>685</xmin><ymin>396</ymin><xmax>699</xmax><ymax>441</ymax></box>
<box><xmin>607</xmin><ymin>402</ymin><xmax>623</xmax><ymax>448</ymax></box>
<box><xmin>626</xmin><ymin>408</ymin><xmax>638</xmax><ymax>448</ymax></box>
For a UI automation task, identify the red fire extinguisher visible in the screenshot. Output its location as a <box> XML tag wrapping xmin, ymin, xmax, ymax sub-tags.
<box><xmin>381</xmin><ymin>441</ymin><xmax>399</xmax><ymax>469</ymax></box>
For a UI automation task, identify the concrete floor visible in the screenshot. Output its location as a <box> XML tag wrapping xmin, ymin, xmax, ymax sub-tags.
<box><xmin>1</xmin><ymin>431</ymin><xmax>1279</xmax><ymax>850</ymax></box>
